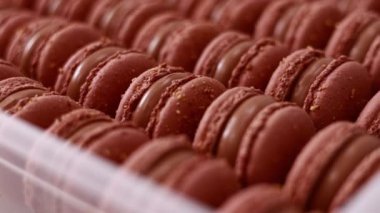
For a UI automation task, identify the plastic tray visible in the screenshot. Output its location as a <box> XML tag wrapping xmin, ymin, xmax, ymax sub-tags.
<box><xmin>0</xmin><ymin>111</ymin><xmax>377</xmax><ymax>213</ymax></box>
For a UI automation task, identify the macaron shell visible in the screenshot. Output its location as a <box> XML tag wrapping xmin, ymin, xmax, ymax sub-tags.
<box><xmin>193</xmin><ymin>87</ymin><xmax>262</xmax><ymax>155</ymax></box>
<box><xmin>285</xmin><ymin>2</ymin><xmax>342</xmax><ymax>50</ymax></box>
<box><xmin>304</xmin><ymin>58</ymin><xmax>372</xmax><ymax>129</ymax></box>
<box><xmin>36</xmin><ymin>23</ymin><xmax>101</xmax><ymax>87</ymax></box>
<box><xmin>159</xmin><ymin>22</ymin><xmax>220</xmax><ymax>72</ymax></box>
<box><xmin>284</xmin><ymin>122</ymin><xmax>365</xmax><ymax>209</ymax></box>
<box><xmin>237</xmin><ymin>102</ymin><xmax>315</xmax><ymax>185</ymax></box>
<box><xmin>194</xmin><ymin>31</ymin><xmax>250</xmax><ymax>76</ymax></box>
<box><xmin>169</xmin><ymin>158</ymin><xmax>240</xmax><ymax>208</ymax></box>
<box><xmin>86</xmin><ymin>0</ymin><xmax>119</xmax><ymax>28</ymax></box>
<box><xmin>331</xmin><ymin>148</ymin><xmax>380</xmax><ymax>210</ymax></box>
<box><xmin>0</xmin><ymin>60</ymin><xmax>23</xmax><ymax>80</ymax></box>
<box><xmin>218</xmin><ymin>185</ymin><xmax>300</xmax><ymax>213</ymax></box>
<box><xmin>357</xmin><ymin>91</ymin><xmax>380</xmax><ymax>136</ymax></box>
<box><xmin>147</xmin><ymin>76</ymin><xmax>225</xmax><ymax>139</ymax></box>
<box><xmin>132</xmin><ymin>12</ymin><xmax>183</xmax><ymax>52</ymax></box>
<box><xmin>12</xmin><ymin>94</ymin><xmax>81</xmax><ymax>129</ymax></box>
<box><xmin>217</xmin><ymin>0</ymin><xmax>269</xmax><ymax>34</ymax></box>
<box><xmin>79</xmin><ymin>50</ymin><xmax>156</xmax><ymax>117</ymax></box>
<box><xmin>364</xmin><ymin>36</ymin><xmax>380</xmax><ymax>92</ymax></box>
<box><xmin>118</xmin><ymin>2</ymin><xmax>171</xmax><ymax>47</ymax></box>
<box><xmin>0</xmin><ymin>77</ymin><xmax>47</xmax><ymax>102</ymax></box>
<box><xmin>228</xmin><ymin>39</ymin><xmax>289</xmax><ymax>90</ymax></box>
<box><xmin>326</xmin><ymin>11</ymin><xmax>379</xmax><ymax>58</ymax></box>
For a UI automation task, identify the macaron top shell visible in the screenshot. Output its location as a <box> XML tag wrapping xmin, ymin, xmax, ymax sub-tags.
<box><xmin>285</xmin><ymin>122</ymin><xmax>380</xmax><ymax>211</ymax></box>
<box><xmin>218</xmin><ymin>185</ymin><xmax>301</xmax><ymax>213</ymax></box>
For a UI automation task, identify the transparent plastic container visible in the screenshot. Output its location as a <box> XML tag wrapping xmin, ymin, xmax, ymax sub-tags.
<box><xmin>0</xmin><ymin>111</ymin><xmax>377</xmax><ymax>213</ymax></box>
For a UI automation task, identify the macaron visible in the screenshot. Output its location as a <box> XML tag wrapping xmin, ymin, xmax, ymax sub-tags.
<box><xmin>265</xmin><ymin>48</ymin><xmax>372</xmax><ymax>129</ymax></box>
<box><xmin>331</xmin><ymin>148</ymin><xmax>380</xmax><ymax>211</ymax></box>
<box><xmin>100</xmin><ymin>135</ymin><xmax>239</xmax><ymax>209</ymax></box>
<box><xmin>0</xmin><ymin>10</ymin><xmax>36</xmax><ymax>57</ymax></box>
<box><xmin>159</xmin><ymin>21</ymin><xmax>220</xmax><ymax>72</ymax></box>
<box><xmin>190</xmin><ymin>0</ymin><xmax>228</xmax><ymax>21</ymax></box>
<box><xmin>57</xmin><ymin>40</ymin><xmax>157</xmax><ymax>117</ymax></box>
<box><xmin>6</xmin><ymin>18</ymin><xmax>101</xmax><ymax>87</ymax></box>
<box><xmin>193</xmin><ymin>87</ymin><xmax>316</xmax><ymax>185</ymax></box>
<box><xmin>255</xmin><ymin>0</ymin><xmax>342</xmax><ymax>50</ymax></box>
<box><xmin>326</xmin><ymin>11</ymin><xmax>380</xmax><ymax>62</ymax></box>
<box><xmin>194</xmin><ymin>31</ymin><xmax>289</xmax><ymax>90</ymax></box>
<box><xmin>0</xmin><ymin>59</ymin><xmax>23</xmax><ymax>80</ymax></box>
<box><xmin>284</xmin><ymin>122</ymin><xmax>380</xmax><ymax>211</ymax></box>
<box><xmin>86</xmin><ymin>0</ymin><xmax>120</xmax><ymax>28</ymax></box>
<box><xmin>218</xmin><ymin>185</ymin><xmax>301</xmax><ymax>213</ymax></box>
<box><xmin>132</xmin><ymin>12</ymin><xmax>184</xmax><ymax>55</ymax></box>
<box><xmin>0</xmin><ymin>77</ymin><xmax>49</xmax><ymax>112</ymax></box>
<box><xmin>116</xmin><ymin>64</ymin><xmax>226</xmax><ymax>139</ymax></box>
<box><xmin>332</xmin><ymin>0</ymin><xmax>380</xmax><ymax>14</ymax></box>
<box><xmin>357</xmin><ymin>91</ymin><xmax>380</xmax><ymax>137</ymax></box>
<box><xmin>364</xmin><ymin>36</ymin><xmax>380</xmax><ymax>92</ymax></box>
<box><xmin>216</xmin><ymin>0</ymin><xmax>271</xmax><ymax>34</ymax></box>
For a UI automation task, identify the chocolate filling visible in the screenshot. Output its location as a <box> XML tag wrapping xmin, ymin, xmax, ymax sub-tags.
<box><xmin>20</xmin><ymin>23</ymin><xmax>66</xmax><ymax>77</ymax></box>
<box><xmin>350</xmin><ymin>20</ymin><xmax>380</xmax><ymax>62</ymax></box>
<box><xmin>273</xmin><ymin>4</ymin><xmax>300</xmax><ymax>41</ymax></box>
<box><xmin>290</xmin><ymin>57</ymin><xmax>333</xmax><ymax>107</ymax></box>
<box><xmin>217</xmin><ymin>95</ymin><xmax>275</xmax><ymax>166</ymax></box>
<box><xmin>0</xmin><ymin>89</ymin><xmax>46</xmax><ymax>110</ymax></box>
<box><xmin>147</xmin><ymin>21</ymin><xmax>184</xmax><ymax>59</ymax></box>
<box><xmin>214</xmin><ymin>41</ymin><xmax>253</xmax><ymax>86</ymax></box>
<box><xmin>308</xmin><ymin>135</ymin><xmax>380</xmax><ymax>211</ymax></box>
<box><xmin>148</xmin><ymin>151</ymin><xmax>194</xmax><ymax>183</ymax></box>
<box><xmin>133</xmin><ymin>72</ymin><xmax>191</xmax><ymax>128</ymax></box>
<box><xmin>66</xmin><ymin>46</ymin><xmax>124</xmax><ymax>100</ymax></box>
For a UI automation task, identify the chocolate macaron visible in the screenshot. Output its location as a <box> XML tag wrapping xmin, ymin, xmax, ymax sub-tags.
<box><xmin>100</xmin><ymin>135</ymin><xmax>239</xmax><ymax>209</ymax></box>
<box><xmin>116</xmin><ymin>64</ymin><xmax>225</xmax><ymax>139</ymax></box>
<box><xmin>357</xmin><ymin>91</ymin><xmax>380</xmax><ymax>137</ymax></box>
<box><xmin>56</xmin><ymin>40</ymin><xmax>157</xmax><ymax>117</ymax></box>
<box><xmin>194</xmin><ymin>31</ymin><xmax>289</xmax><ymax>90</ymax></box>
<box><xmin>331</xmin><ymin>0</ymin><xmax>380</xmax><ymax>14</ymax></box>
<box><xmin>6</xmin><ymin>18</ymin><xmax>101</xmax><ymax>87</ymax></box>
<box><xmin>0</xmin><ymin>10</ymin><xmax>36</xmax><ymax>57</ymax></box>
<box><xmin>326</xmin><ymin>11</ymin><xmax>380</xmax><ymax>62</ymax></box>
<box><xmin>218</xmin><ymin>185</ymin><xmax>301</xmax><ymax>213</ymax></box>
<box><xmin>285</xmin><ymin>122</ymin><xmax>380</xmax><ymax>211</ymax></box>
<box><xmin>364</xmin><ymin>36</ymin><xmax>380</xmax><ymax>92</ymax></box>
<box><xmin>0</xmin><ymin>59</ymin><xmax>23</xmax><ymax>80</ymax></box>
<box><xmin>255</xmin><ymin>0</ymin><xmax>342</xmax><ymax>50</ymax></box>
<box><xmin>265</xmin><ymin>48</ymin><xmax>372</xmax><ymax>129</ymax></box>
<box><xmin>159</xmin><ymin>21</ymin><xmax>220</xmax><ymax>72</ymax></box>
<box><xmin>194</xmin><ymin>87</ymin><xmax>316</xmax><ymax>185</ymax></box>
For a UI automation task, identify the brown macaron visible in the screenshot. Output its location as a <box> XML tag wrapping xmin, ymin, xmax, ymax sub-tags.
<box><xmin>57</xmin><ymin>40</ymin><xmax>157</xmax><ymax>117</ymax></box>
<box><xmin>100</xmin><ymin>135</ymin><xmax>239</xmax><ymax>209</ymax></box>
<box><xmin>326</xmin><ymin>11</ymin><xmax>380</xmax><ymax>62</ymax></box>
<box><xmin>266</xmin><ymin>48</ymin><xmax>372</xmax><ymax>129</ymax></box>
<box><xmin>255</xmin><ymin>0</ymin><xmax>342</xmax><ymax>50</ymax></box>
<box><xmin>194</xmin><ymin>87</ymin><xmax>316</xmax><ymax>186</ymax></box>
<box><xmin>0</xmin><ymin>59</ymin><xmax>23</xmax><ymax>80</ymax></box>
<box><xmin>159</xmin><ymin>21</ymin><xmax>220</xmax><ymax>72</ymax></box>
<box><xmin>194</xmin><ymin>31</ymin><xmax>289</xmax><ymax>90</ymax></box>
<box><xmin>285</xmin><ymin>122</ymin><xmax>380</xmax><ymax>211</ymax></box>
<box><xmin>116</xmin><ymin>64</ymin><xmax>225</xmax><ymax>139</ymax></box>
<box><xmin>218</xmin><ymin>185</ymin><xmax>301</xmax><ymax>213</ymax></box>
<box><xmin>6</xmin><ymin>18</ymin><xmax>101</xmax><ymax>87</ymax></box>
<box><xmin>357</xmin><ymin>91</ymin><xmax>380</xmax><ymax>137</ymax></box>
